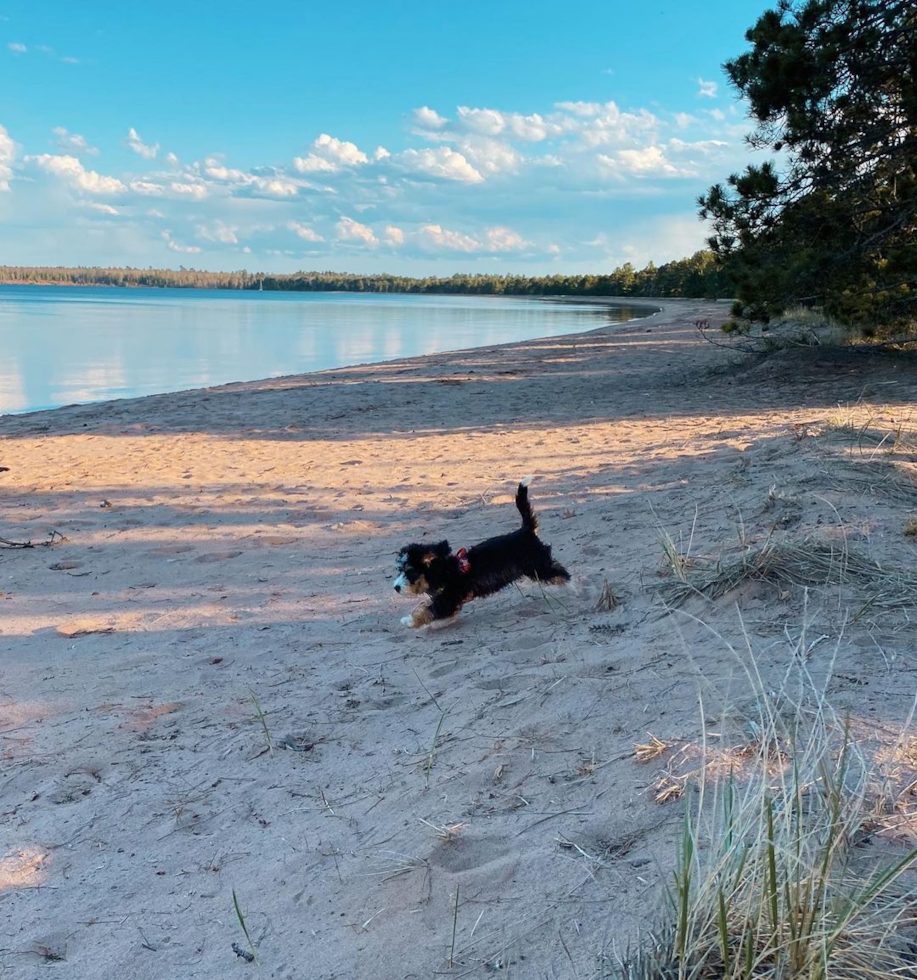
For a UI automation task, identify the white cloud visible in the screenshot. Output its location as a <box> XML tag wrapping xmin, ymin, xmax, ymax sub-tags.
<box><xmin>572</xmin><ymin>103</ymin><xmax>659</xmax><ymax>149</ymax></box>
<box><xmin>417</xmin><ymin>224</ymin><xmax>480</xmax><ymax>252</ymax></box>
<box><xmin>203</xmin><ymin>158</ymin><xmax>300</xmax><ymax>197</ymax></box>
<box><xmin>555</xmin><ymin>101</ymin><xmax>602</xmax><ymax>117</ymax></box>
<box><xmin>32</xmin><ymin>154</ymin><xmax>126</xmax><ymax>194</ymax></box>
<box><xmin>456</xmin><ymin>107</ymin><xmax>552</xmax><ymax>142</ymax></box>
<box><xmin>505</xmin><ymin>112</ymin><xmax>550</xmax><ymax>141</ymax></box>
<box><xmin>126</xmin><ymin>127</ymin><xmax>159</xmax><ymax>159</ymax></box>
<box><xmin>195</xmin><ymin>220</ymin><xmax>239</xmax><ymax>244</ymax></box>
<box><xmin>204</xmin><ymin>158</ymin><xmax>246</xmax><ymax>182</ymax></box>
<box><xmin>600</xmin><ymin>145</ymin><xmax>681</xmax><ymax>177</ymax></box>
<box><xmin>412</xmin><ymin>106</ymin><xmax>449</xmax><ymax>130</ymax></box>
<box><xmin>456</xmin><ymin>106</ymin><xmax>506</xmax><ymax>136</ymax></box>
<box><xmin>484</xmin><ymin>226</ymin><xmax>531</xmax><ymax>252</ymax></box>
<box><xmin>335</xmin><ymin>215</ymin><xmax>378</xmax><ymax>246</ymax></box>
<box><xmin>53</xmin><ymin>126</ymin><xmax>99</xmax><ymax>156</ymax></box>
<box><xmin>161</xmin><ymin>230</ymin><xmax>201</xmax><ymax>253</ymax></box>
<box><xmin>294</xmin><ymin>133</ymin><xmax>368</xmax><ymax>173</ymax></box>
<box><xmin>456</xmin><ymin>135</ymin><xmax>521</xmax><ymax>175</ymax></box>
<box><xmin>398</xmin><ymin>146</ymin><xmax>484</xmax><ymax>183</ymax></box>
<box><xmin>0</xmin><ymin>125</ymin><xmax>15</xmax><ymax>191</ymax></box>
<box><xmin>130</xmin><ymin>179</ymin><xmax>165</xmax><ymax>197</ymax></box>
<box><xmin>0</xmin><ymin>86</ymin><xmax>755</xmax><ymax>273</ymax></box>
<box><xmin>169</xmin><ymin>180</ymin><xmax>208</xmax><ymax>199</ymax></box>
<box><xmin>84</xmin><ymin>201</ymin><xmax>119</xmax><ymax>215</ymax></box>
<box><xmin>252</xmin><ymin>175</ymin><xmax>299</xmax><ymax>197</ymax></box>
<box><xmin>697</xmin><ymin>78</ymin><xmax>718</xmax><ymax>98</ymax></box>
<box><xmin>7</xmin><ymin>42</ymin><xmax>26</xmax><ymax>54</ymax></box>
<box><xmin>287</xmin><ymin>220</ymin><xmax>325</xmax><ymax>242</ymax></box>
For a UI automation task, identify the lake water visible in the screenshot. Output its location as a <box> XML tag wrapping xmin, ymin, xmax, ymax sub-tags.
<box><xmin>0</xmin><ymin>286</ymin><xmax>653</xmax><ymax>416</ymax></box>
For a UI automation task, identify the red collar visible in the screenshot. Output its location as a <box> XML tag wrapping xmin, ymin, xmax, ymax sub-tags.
<box><xmin>456</xmin><ymin>547</ymin><xmax>471</xmax><ymax>574</ymax></box>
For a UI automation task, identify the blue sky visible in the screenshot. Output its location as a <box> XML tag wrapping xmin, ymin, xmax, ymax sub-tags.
<box><xmin>0</xmin><ymin>1</ymin><xmax>770</xmax><ymax>275</ymax></box>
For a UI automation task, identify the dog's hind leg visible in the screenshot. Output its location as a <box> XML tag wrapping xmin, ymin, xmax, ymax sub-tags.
<box><xmin>544</xmin><ymin>560</ymin><xmax>571</xmax><ymax>584</ymax></box>
<box><xmin>530</xmin><ymin>555</ymin><xmax>570</xmax><ymax>585</ymax></box>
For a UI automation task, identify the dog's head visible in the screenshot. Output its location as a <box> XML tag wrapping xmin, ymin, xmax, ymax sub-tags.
<box><xmin>393</xmin><ymin>540</ymin><xmax>451</xmax><ymax>595</ymax></box>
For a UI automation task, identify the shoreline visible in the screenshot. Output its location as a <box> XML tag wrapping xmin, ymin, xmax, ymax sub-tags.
<box><xmin>0</xmin><ymin>293</ymin><xmax>663</xmax><ymax>421</ymax></box>
<box><xmin>3</xmin><ymin>297</ymin><xmax>915</xmax><ymax>978</ymax></box>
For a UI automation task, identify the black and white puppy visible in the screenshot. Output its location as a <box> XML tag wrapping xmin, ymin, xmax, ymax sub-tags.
<box><xmin>394</xmin><ymin>478</ymin><xmax>570</xmax><ymax>628</ymax></box>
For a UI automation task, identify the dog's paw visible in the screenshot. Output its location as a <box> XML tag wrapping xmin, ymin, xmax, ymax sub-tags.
<box><xmin>400</xmin><ymin>615</ymin><xmax>414</xmax><ymax>627</ymax></box>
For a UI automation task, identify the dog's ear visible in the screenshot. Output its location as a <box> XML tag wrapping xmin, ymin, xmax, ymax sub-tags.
<box><xmin>422</xmin><ymin>540</ymin><xmax>450</xmax><ymax>564</ymax></box>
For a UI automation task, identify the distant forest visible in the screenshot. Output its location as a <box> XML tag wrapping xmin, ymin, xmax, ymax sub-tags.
<box><xmin>0</xmin><ymin>250</ymin><xmax>726</xmax><ymax>298</ymax></box>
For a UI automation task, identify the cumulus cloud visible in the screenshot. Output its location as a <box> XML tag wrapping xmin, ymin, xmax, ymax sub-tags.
<box><xmin>484</xmin><ymin>226</ymin><xmax>531</xmax><ymax>252</ymax></box>
<box><xmin>195</xmin><ymin>220</ymin><xmax>239</xmax><ymax>244</ymax></box>
<box><xmin>288</xmin><ymin>220</ymin><xmax>325</xmax><ymax>242</ymax></box>
<box><xmin>32</xmin><ymin>154</ymin><xmax>126</xmax><ymax>194</ymax></box>
<box><xmin>294</xmin><ymin>133</ymin><xmax>369</xmax><ymax>173</ymax></box>
<box><xmin>0</xmin><ymin>125</ymin><xmax>15</xmax><ymax>191</ymax></box>
<box><xmin>697</xmin><ymin>78</ymin><xmax>718</xmax><ymax>98</ymax></box>
<box><xmin>417</xmin><ymin>224</ymin><xmax>480</xmax><ymax>252</ymax></box>
<box><xmin>455</xmin><ymin>106</ymin><xmax>552</xmax><ymax>142</ymax></box>
<box><xmin>412</xmin><ymin>106</ymin><xmax>449</xmax><ymax>130</ymax></box>
<box><xmin>203</xmin><ymin>158</ymin><xmax>301</xmax><ymax>197</ymax></box>
<box><xmin>555</xmin><ymin>101</ymin><xmax>603</xmax><ymax>117</ymax></box>
<box><xmin>335</xmin><ymin>215</ymin><xmax>378</xmax><ymax>246</ymax></box>
<box><xmin>456</xmin><ymin>135</ymin><xmax>521</xmax><ymax>176</ymax></box>
<box><xmin>126</xmin><ymin>127</ymin><xmax>159</xmax><ymax>159</ymax></box>
<box><xmin>0</xmin><ymin>86</ymin><xmax>754</xmax><ymax>271</ymax></box>
<box><xmin>53</xmin><ymin>126</ymin><xmax>99</xmax><ymax>156</ymax></box>
<box><xmin>599</xmin><ymin>145</ymin><xmax>681</xmax><ymax>177</ymax></box>
<box><xmin>456</xmin><ymin>106</ymin><xmax>506</xmax><ymax>136</ymax></box>
<box><xmin>169</xmin><ymin>180</ymin><xmax>208</xmax><ymax>199</ymax></box>
<box><xmin>398</xmin><ymin>146</ymin><xmax>484</xmax><ymax>183</ymax></box>
<box><xmin>161</xmin><ymin>230</ymin><xmax>201</xmax><ymax>253</ymax></box>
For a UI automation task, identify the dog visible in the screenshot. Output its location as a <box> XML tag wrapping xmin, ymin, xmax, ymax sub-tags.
<box><xmin>393</xmin><ymin>478</ymin><xmax>570</xmax><ymax>628</ymax></box>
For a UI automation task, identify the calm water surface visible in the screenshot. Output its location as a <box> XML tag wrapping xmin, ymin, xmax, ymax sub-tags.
<box><xmin>0</xmin><ymin>287</ymin><xmax>652</xmax><ymax>415</ymax></box>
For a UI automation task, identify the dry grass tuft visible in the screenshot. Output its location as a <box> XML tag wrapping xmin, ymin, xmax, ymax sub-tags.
<box><xmin>904</xmin><ymin>517</ymin><xmax>917</xmax><ymax>537</ymax></box>
<box><xmin>635</xmin><ymin>735</ymin><xmax>675</xmax><ymax>764</ymax></box>
<box><xmin>418</xmin><ymin>818</ymin><xmax>467</xmax><ymax>843</ymax></box>
<box><xmin>612</xmin><ymin>632</ymin><xmax>917</xmax><ymax>980</ymax></box>
<box><xmin>657</xmin><ymin>538</ymin><xmax>917</xmax><ymax>611</ymax></box>
<box><xmin>595</xmin><ymin>578</ymin><xmax>622</xmax><ymax>612</ymax></box>
<box><xmin>826</xmin><ymin>458</ymin><xmax>917</xmax><ymax>505</ymax></box>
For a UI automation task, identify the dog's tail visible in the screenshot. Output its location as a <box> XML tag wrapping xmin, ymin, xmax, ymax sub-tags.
<box><xmin>516</xmin><ymin>477</ymin><xmax>538</xmax><ymax>534</ymax></box>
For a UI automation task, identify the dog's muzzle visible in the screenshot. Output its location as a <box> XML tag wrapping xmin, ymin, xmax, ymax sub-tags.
<box><xmin>393</xmin><ymin>572</ymin><xmax>408</xmax><ymax>593</ymax></box>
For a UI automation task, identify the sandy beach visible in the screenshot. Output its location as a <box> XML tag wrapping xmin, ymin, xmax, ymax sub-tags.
<box><xmin>3</xmin><ymin>298</ymin><xmax>917</xmax><ymax>978</ymax></box>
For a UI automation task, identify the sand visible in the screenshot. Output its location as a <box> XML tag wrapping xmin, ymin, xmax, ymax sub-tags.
<box><xmin>2</xmin><ymin>298</ymin><xmax>917</xmax><ymax>978</ymax></box>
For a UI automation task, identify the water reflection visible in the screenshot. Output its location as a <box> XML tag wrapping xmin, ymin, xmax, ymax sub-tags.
<box><xmin>0</xmin><ymin>287</ymin><xmax>652</xmax><ymax>415</ymax></box>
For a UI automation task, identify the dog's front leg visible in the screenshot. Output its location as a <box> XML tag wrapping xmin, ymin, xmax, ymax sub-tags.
<box><xmin>401</xmin><ymin>593</ymin><xmax>462</xmax><ymax>629</ymax></box>
<box><xmin>401</xmin><ymin>605</ymin><xmax>435</xmax><ymax>629</ymax></box>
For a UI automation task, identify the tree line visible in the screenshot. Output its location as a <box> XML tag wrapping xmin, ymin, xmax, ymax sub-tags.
<box><xmin>0</xmin><ymin>250</ymin><xmax>725</xmax><ymax>298</ymax></box>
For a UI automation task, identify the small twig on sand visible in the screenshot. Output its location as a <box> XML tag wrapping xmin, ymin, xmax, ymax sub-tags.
<box><xmin>0</xmin><ymin>530</ymin><xmax>67</xmax><ymax>549</ymax></box>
